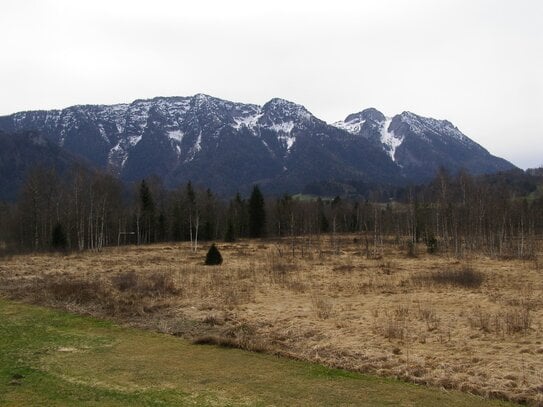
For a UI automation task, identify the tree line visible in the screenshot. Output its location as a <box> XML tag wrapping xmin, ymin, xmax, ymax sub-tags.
<box><xmin>0</xmin><ymin>165</ymin><xmax>541</xmax><ymax>259</ymax></box>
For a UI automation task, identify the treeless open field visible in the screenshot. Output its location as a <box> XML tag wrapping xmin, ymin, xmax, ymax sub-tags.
<box><xmin>1</xmin><ymin>236</ymin><xmax>542</xmax><ymax>405</ymax></box>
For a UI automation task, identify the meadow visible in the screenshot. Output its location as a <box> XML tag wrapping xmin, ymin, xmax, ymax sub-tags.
<box><xmin>1</xmin><ymin>235</ymin><xmax>541</xmax><ymax>405</ymax></box>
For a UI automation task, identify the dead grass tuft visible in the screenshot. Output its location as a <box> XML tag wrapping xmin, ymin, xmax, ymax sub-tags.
<box><xmin>112</xmin><ymin>270</ymin><xmax>179</xmax><ymax>297</ymax></box>
<box><xmin>43</xmin><ymin>277</ymin><xmax>108</xmax><ymax>305</ymax></box>
<box><xmin>192</xmin><ymin>323</ymin><xmax>270</xmax><ymax>353</ymax></box>
<box><xmin>112</xmin><ymin>270</ymin><xmax>138</xmax><ymax>291</ymax></box>
<box><xmin>382</xmin><ymin>317</ymin><xmax>406</xmax><ymax>340</ymax></box>
<box><xmin>311</xmin><ymin>293</ymin><xmax>334</xmax><ymax>320</ymax></box>
<box><xmin>468</xmin><ymin>305</ymin><xmax>532</xmax><ymax>335</ymax></box>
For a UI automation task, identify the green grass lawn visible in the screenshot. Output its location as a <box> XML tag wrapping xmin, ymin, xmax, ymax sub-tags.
<box><xmin>0</xmin><ymin>299</ymin><xmax>515</xmax><ymax>406</ymax></box>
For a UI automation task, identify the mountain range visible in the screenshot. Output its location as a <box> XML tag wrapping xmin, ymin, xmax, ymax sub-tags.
<box><xmin>0</xmin><ymin>94</ymin><xmax>515</xmax><ymax>199</ymax></box>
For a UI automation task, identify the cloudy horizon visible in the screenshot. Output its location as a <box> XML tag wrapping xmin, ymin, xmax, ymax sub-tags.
<box><xmin>1</xmin><ymin>0</ymin><xmax>541</xmax><ymax>169</ymax></box>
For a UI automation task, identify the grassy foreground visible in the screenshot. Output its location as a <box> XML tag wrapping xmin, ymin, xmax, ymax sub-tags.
<box><xmin>0</xmin><ymin>299</ymin><xmax>514</xmax><ymax>407</ymax></box>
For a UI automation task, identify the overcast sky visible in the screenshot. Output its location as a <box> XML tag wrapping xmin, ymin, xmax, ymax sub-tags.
<box><xmin>1</xmin><ymin>0</ymin><xmax>541</xmax><ymax>168</ymax></box>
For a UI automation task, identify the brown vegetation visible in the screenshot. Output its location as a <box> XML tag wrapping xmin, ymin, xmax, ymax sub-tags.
<box><xmin>0</xmin><ymin>236</ymin><xmax>542</xmax><ymax>405</ymax></box>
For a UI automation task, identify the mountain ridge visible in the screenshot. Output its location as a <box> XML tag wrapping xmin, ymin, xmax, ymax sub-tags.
<box><xmin>0</xmin><ymin>94</ymin><xmax>516</xmax><ymax>197</ymax></box>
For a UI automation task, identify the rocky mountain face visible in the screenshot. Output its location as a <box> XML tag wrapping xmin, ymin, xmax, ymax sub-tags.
<box><xmin>0</xmin><ymin>94</ymin><xmax>515</xmax><ymax>197</ymax></box>
<box><xmin>333</xmin><ymin>108</ymin><xmax>514</xmax><ymax>180</ymax></box>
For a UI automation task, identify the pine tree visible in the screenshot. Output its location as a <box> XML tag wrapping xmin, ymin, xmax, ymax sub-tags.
<box><xmin>205</xmin><ymin>243</ymin><xmax>223</xmax><ymax>265</ymax></box>
<box><xmin>186</xmin><ymin>181</ymin><xmax>196</xmax><ymax>206</ymax></box>
<box><xmin>248</xmin><ymin>185</ymin><xmax>266</xmax><ymax>238</ymax></box>
<box><xmin>140</xmin><ymin>180</ymin><xmax>155</xmax><ymax>214</ymax></box>
<box><xmin>51</xmin><ymin>222</ymin><xmax>67</xmax><ymax>250</ymax></box>
<box><xmin>224</xmin><ymin>219</ymin><xmax>236</xmax><ymax>242</ymax></box>
<box><xmin>137</xmin><ymin>180</ymin><xmax>155</xmax><ymax>244</ymax></box>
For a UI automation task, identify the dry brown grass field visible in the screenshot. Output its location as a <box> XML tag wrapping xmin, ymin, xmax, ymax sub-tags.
<box><xmin>1</xmin><ymin>236</ymin><xmax>542</xmax><ymax>405</ymax></box>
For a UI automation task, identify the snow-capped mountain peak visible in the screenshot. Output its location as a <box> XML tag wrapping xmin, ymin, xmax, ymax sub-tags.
<box><xmin>0</xmin><ymin>94</ymin><xmax>515</xmax><ymax>196</ymax></box>
<box><xmin>333</xmin><ymin>107</ymin><xmax>386</xmax><ymax>134</ymax></box>
<box><xmin>398</xmin><ymin>111</ymin><xmax>471</xmax><ymax>144</ymax></box>
<box><xmin>262</xmin><ymin>98</ymin><xmax>313</xmax><ymax>122</ymax></box>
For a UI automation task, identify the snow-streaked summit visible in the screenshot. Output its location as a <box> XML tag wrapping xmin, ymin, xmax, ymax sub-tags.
<box><xmin>333</xmin><ymin>107</ymin><xmax>481</xmax><ymax>161</ymax></box>
<box><xmin>262</xmin><ymin>98</ymin><xmax>314</xmax><ymax>123</ymax></box>
<box><xmin>398</xmin><ymin>111</ymin><xmax>472</xmax><ymax>145</ymax></box>
<box><xmin>333</xmin><ymin>108</ymin><xmax>403</xmax><ymax>160</ymax></box>
<box><xmin>333</xmin><ymin>118</ymin><xmax>365</xmax><ymax>134</ymax></box>
<box><xmin>0</xmin><ymin>93</ymin><xmax>516</xmax><ymax>195</ymax></box>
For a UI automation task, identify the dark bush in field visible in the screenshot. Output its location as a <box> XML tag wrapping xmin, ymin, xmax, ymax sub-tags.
<box><xmin>205</xmin><ymin>244</ymin><xmax>223</xmax><ymax>265</ymax></box>
<box><xmin>413</xmin><ymin>266</ymin><xmax>484</xmax><ymax>288</ymax></box>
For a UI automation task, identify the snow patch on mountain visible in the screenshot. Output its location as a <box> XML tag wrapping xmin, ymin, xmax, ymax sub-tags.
<box><xmin>232</xmin><ymin>112</ymin><xmax>263</xmax><ymax>130</ymax></box>
<box><xmin>278</xmin><ymin>133</ymin><xmax>296</xmax><ymax>151</ymax></box>
<box><xmin>98</xmin><ymin>124</ymin><xmax>108</xmax><ymax>142</ymax></box>
<box><xmin>380</xmin><ymin>118</ymin><xmax>403</xmax><ymax>161</ymax></box>
<box><xmin>168</xmin><ymin>130</ymin><xmax>184</xmax><ymax>157</ymax></box>
<box><xmin>269</xmin><ymin>120</ymin><xmax>297</xmax><ymax>151</ymax></box>
<box><xmin>194</xmin><ymin>131</ymin><xmax>202</xmax><ymax>152</ymax></box>
<box><xmin>128</xmin><ymin>134</ymin><xmax>142</xmax><ymax>147</ymax></box>
<box><xmin>270</xmin><ymin>121</ymin><xmax>295</xmax><ymax>134</ymax></box>
<box><xmin>168</xmin><ymin>130</ymin><xmax>184</xmax><ymax>142</ymax></box>
<box><xmin>333</xmin><ymin>118</ymin><xmax>365</xmax><ymax>134</ymax></box>
<box><xmin>185</xmin><ymin>131</ymin><xmax>202</xmax><ymax>162</ymax></box>
<box><xmin>108</xmin><ymin>142</ymin><xmax>129</xmax><ymax>169</ymax></box>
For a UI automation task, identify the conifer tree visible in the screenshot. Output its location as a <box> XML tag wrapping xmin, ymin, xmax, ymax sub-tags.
<box><xmin>248</xmin><ymin>185</ymin><xmax>266</xmax><ymax>238</ymax></box>
<box><xmin>51</xmin><ymin>222</ymin><xmax>67</xmax><ymax>250</ymax></box>
<box><xmin>137</xmin><ymin>179</ymin><xmax>155</xmax><ymax>244</ymax></box>
<box><xmin>205</xmin><ymin>243</ymin><xmax>223</xmax><ymax>265</ymax></box>
<box><xmin>224</xmin><ymin>219</ymin><xmax>236</xmax><ymax>242</ymax></box>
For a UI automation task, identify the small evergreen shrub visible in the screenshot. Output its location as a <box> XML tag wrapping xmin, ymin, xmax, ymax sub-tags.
<box><xmin>205</xmin><ymin>243</ymin><xmax>223</xmax><ymax>265</ymax></box>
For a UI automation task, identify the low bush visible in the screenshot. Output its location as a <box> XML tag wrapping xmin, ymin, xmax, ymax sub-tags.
<box><xmin>45</xmin><ymin>277</ymin><xmax>107</xmax><ymax>304</ymax></box>
<box><xmin>413</xmin><ymin>266</ymin><xmax>484</xmax><ymax>289</ymax></box>
<box><xmin>112</xmin><ymin>270</ymin><xmax>138</xmax><ymax>291</ymax></box>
